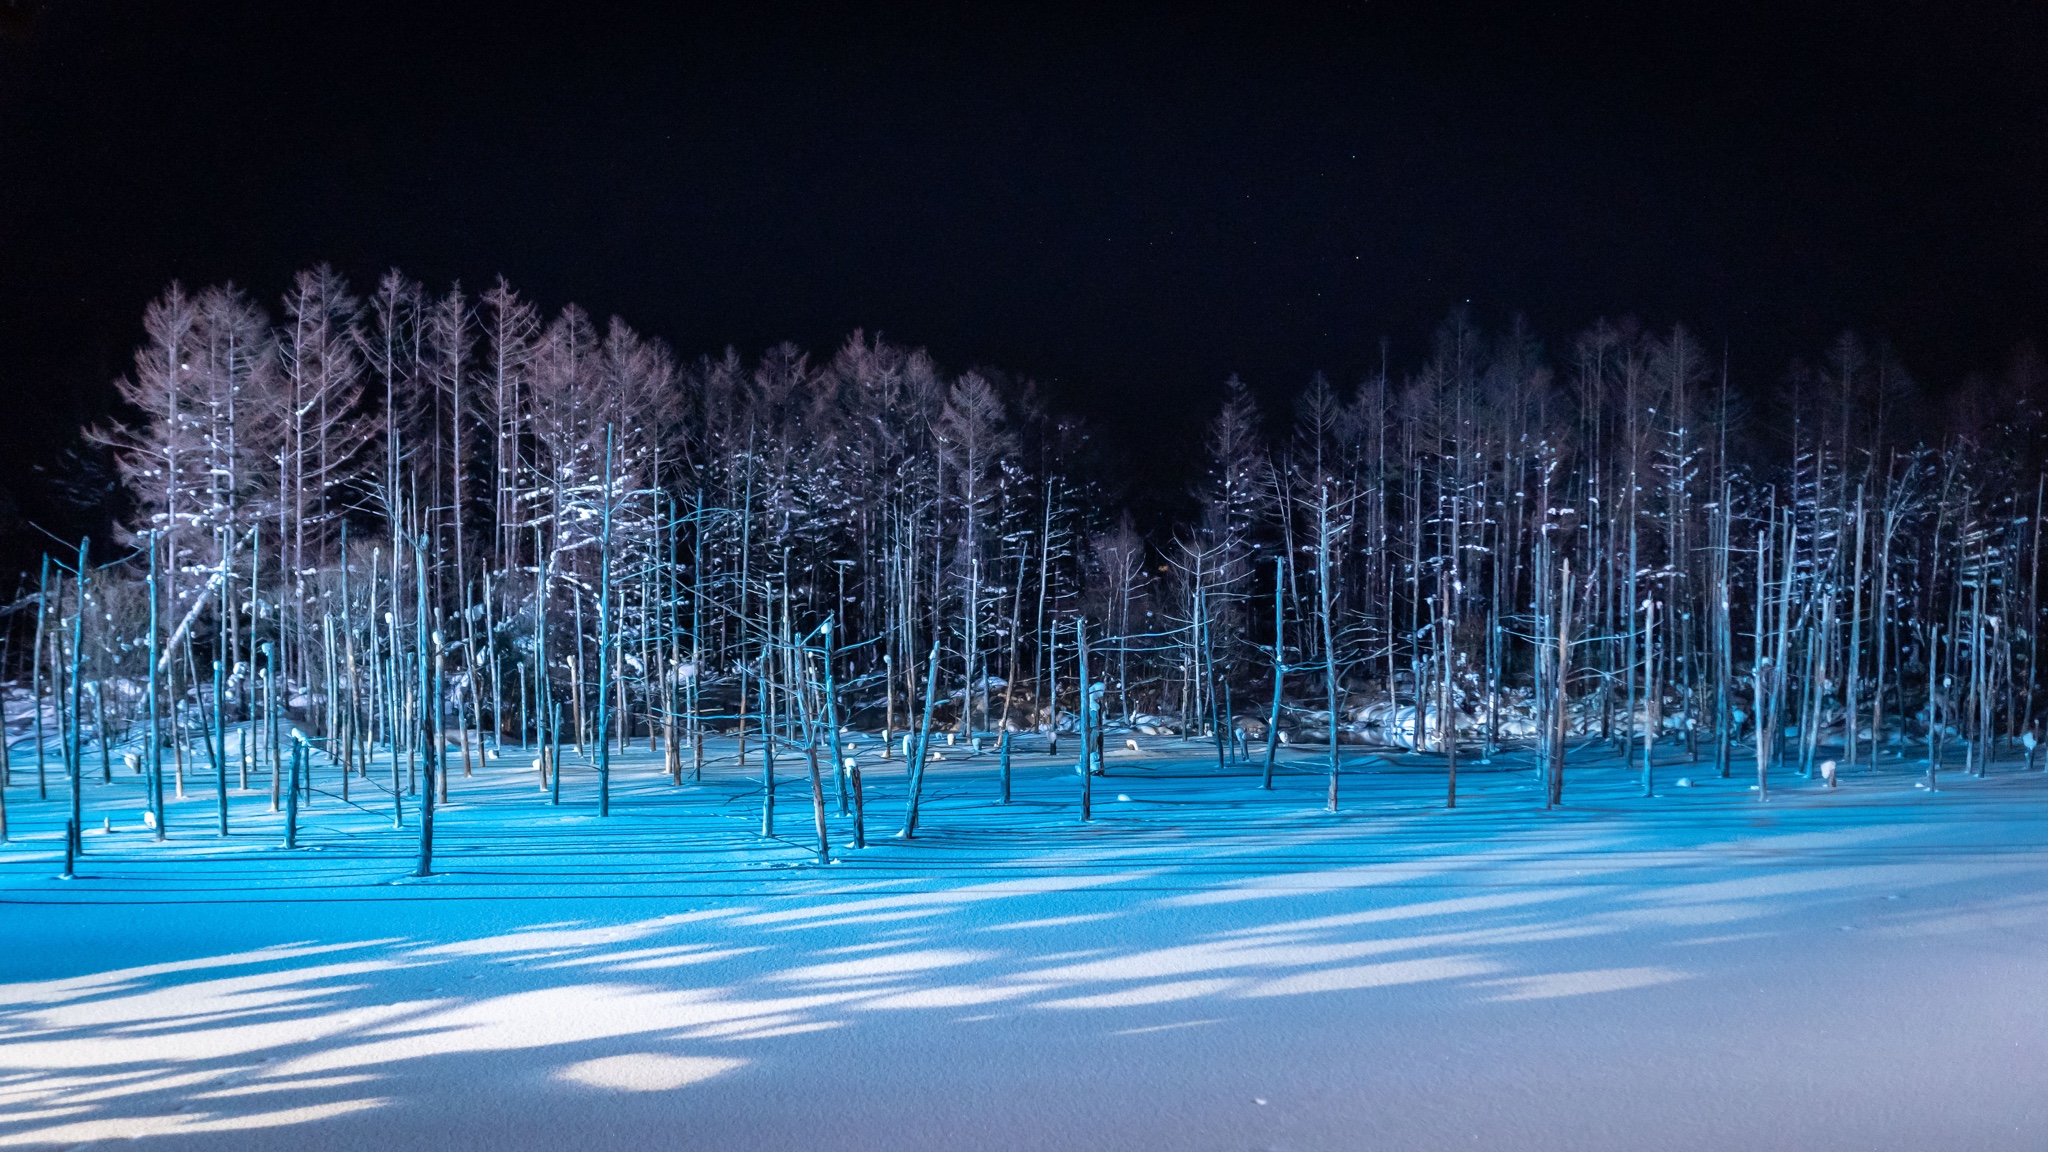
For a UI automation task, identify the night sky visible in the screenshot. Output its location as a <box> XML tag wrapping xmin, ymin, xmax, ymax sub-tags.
<box><xmin>2</xmin><ymin>1</ymin><xmax>2045</xmax><ymax>538</ymax></box>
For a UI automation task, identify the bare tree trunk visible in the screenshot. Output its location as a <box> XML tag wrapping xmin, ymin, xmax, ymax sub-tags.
<box><xmin>1045</xmin><ymin>624</ymin><xmax>1059</xmax><ymax>759</ymax></box>
<box><xmin>736</xmin><ymin>450</ymin><xmax>754</xmax><ymax>768</ymax></box>
<box><xmin>485</xmin><ymin>573</ymin><xmax>503</xmax><ymax>753</ymax></box>
<box><xmin>760</xmin><ymin>658</ymin><xmax>775</xmax><ymax>836</ymax></box>
<box><xmin>1320</xmin><ymin>487</ymin><xmax>1340</xmax><ymax>813</ymax></box>
<box><xmin>266</xmin><ymin>643</ymin><xmax>280</xmax><ymax>812</ymax></box>
<box><xmin>1715</xmin><ymin>490</ymin><xmax>1733</xmax><ymax>779</ymax></box>
<box><xmin>147</xmin><ymin>537</ymin><xmax>164</xmax><ymax>838</ymax></box>
<box><xmin>804</xmin><ymin>677</ymin><xmax>830</xmax><ymax>865</ymax></box>
<box><xmin>1973</xmin><ymin>577</ymin><xmax>1989</xmax><ymax>778</ymax></box>
<box><xmin>415</xmin><ymin>540</ymin><xmax>437</xmax><ymax>877</ymax></box>
<box><xmin>691</xmin><ymin>491</ymin><xmax>706</xmax><ymax>781</ymax></box>
<box><xmin>66</xmin><ymin>540</ymin><xmax>88</xmax><ymax>849</ymax></box>
<box><xmin>1772</xmin><ymin>509</ymin><xmax>1795</xmax><ymax>773</ymax></box>
<box><xmin>1874</xmin><ymin>493</ymin><xmax>1895</xmax><ymax>763</ymax></box>
<box><xmin>1442</xmin><ymin>567</ymin><xmax>1458</xmax><ymax>808</ymax></box>
<box><xmin>1077</xmin><ymin>619</ymin><xmax>1093</xmax><ymax>821</ymax></box>
<box><xmin>900</xmin><ymin>642</ymin><xmax>942</xmax><ymax>838</ymax></box>
<box><xmin>825</xmin><ymin>616</ymin><xmax>848</xmax><ymax>814</ymax></box>
<box><xmin>1800</xmin><ymin>589</ymin><xmax>1828</xmax><ymax>779</ymax></box>
<box><xmin>1928</xmin><ymin>623</ymin><xmax>1943</xmax><ymax>789</ymax></box>
<box><xmin>595</xmin><ymin>428</ymin><xmax>615</xmax><ymax>815</ymax></box>
<box><xmin>213</xmin><ymin>656</ymin><xmax>228</xmax><ymax>834</ymax></box>
<box><xmin>1642</xmin><ymin>597</ymin><xmax>1659</xmax><ymax>796</ymax></box>
<box><xmin>1263</xmin><ymin>555</ymin><xmax>1284</xmax><ymax>790</ymax></box>
<box><xmin>1549</xmin><ymin>559</ymin><xmax>1572</xmax><ymax>807</ymax></box>
<box><xmin>1035</xmin><ymin>483</ymin><xmax>1053</xmax><ymax>747</ymax></box>
<box><xmin>571</xmin><ymin>607</ymin><xmax>586</xmax><ymax>755</ymax></box>
<box><xmin>1845</xmin><ymin>485</ymin><xmax>1865</xmax><ymax>770</ymax></box>
<box><xmin>2027</xmin><ymin>474</ymin><xmax>2044</xmax><ymax>752</ymax></box>
<box><xmin>32</xmin><ymin>555</ymin><xmax>48</xmax><ymax>800</ymax></box>
<box><xmin>1755</xmin><ymin>526</ymin><xmax>1772</xmax><ymax>801</ymax></box>
<box><xmin>550</xmin><ymin>701</ymin><xmax>563</xmax><ymax>806</ymax></box>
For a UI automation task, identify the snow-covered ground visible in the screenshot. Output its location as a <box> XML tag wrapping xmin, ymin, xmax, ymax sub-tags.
<box><xmin>4</xmin><ymin>736</ymin><xmax>2046</xmax><ymax>1150</ymax></box>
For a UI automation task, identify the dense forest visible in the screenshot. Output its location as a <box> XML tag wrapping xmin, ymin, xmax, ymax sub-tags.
<box><xmin>8</xmin><ymin>265</ymin><xmax>2048</xmax><ymax>856</ymax></box>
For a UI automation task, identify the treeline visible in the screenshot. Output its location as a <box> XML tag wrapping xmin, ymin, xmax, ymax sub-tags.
<box><xmin>8</xmin><ymin>265</ymin><xmax>2048</xmax><ymax>826</ymax></box>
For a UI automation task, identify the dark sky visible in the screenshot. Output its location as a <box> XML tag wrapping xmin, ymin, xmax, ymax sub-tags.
<box><xmin>3</xmin><ymin>1</ymin><xmax>2046</xmax><ymax>534</ymax></box>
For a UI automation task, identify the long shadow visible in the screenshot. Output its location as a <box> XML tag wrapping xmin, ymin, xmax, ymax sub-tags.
<box><xmin>4</xmin><ymin>740</ymin><xmax>2045</xmax><ymax>1147</ymax></box>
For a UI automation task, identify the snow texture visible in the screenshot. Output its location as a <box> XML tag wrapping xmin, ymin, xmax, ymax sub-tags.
<box><xmin>4</xmin><ymin>735</ymin><xmax>2047</xmax><ymax>1150</ymax></box>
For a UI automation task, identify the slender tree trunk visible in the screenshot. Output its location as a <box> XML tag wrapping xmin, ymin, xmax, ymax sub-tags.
<box><xmin>415</xmin><ymin>540</ymin><xmax>437</xmax><ymax>877</ymax></box>
<box><xmin>1928</xmin><ymin>622</ymin><xmax>1943</xmax><ymax>789</ymax></box>
<box><xmin>1874</xmin><ymin>498</ymin><xmax>1895</xmax><ymax>762</ymax></box>
<box><xmin>1077</xmin><ymin>619</ymin><xmax>1093</xmax><ymax>821</ymax></box>
<box><xmin>595</xmin><ymin>427</ymin><xmax>615</xmax><ymax>816</ymax></box>
<box><xmin>1035</xmin><ymin>485</ymin><xmax>1053</xmax><ymax>745</ymax></box>
<box><xmin>760</xmin><ymin>658</ymin><xmax>776</xmax><ymax>836</ymax></box>
<box><xmin>436</xmin><ymin>622</ymin><xmax>451</xmax><ymax>804</ymax></box>
<box><xmin>550</xmin><ymin>701</ymin><xmax>563</xmax><ymax>806</ymax></box>
<box><xmin>67</xmin><ymin>539</ymin><xmax>88</xmax><ymax>850</ymax></box>
<box><xmin>93</xmin><ymin>681</ymin><xmax>109</xmax><ymax>784</ymax></box>
<box><xmin>692</xmin><ymin>490</ymin><xmax>706</xmax><ymax>781</ymax></box>
<box><xmin>570</xmin><ymin>633</ymin><xmax>585</xmax><ymax>755</ymax></box>
<box><xmin>2027</xmin><ymin>474</ymin><xmax>2044</xmax><ymax>750</ymax></box>
<box><xmin>1549</xmin><ymin>559</ymin><xmax>1572</xmax><ymax>807</ymax></box>
<box><xmin>284</xmin><ymin>738</ymin><xmax>302</xmax><ymax>849</ymax></box>
<box><xmin>1320</xmin><ymin>491</ymin><xmax>1340</xmax><ymax>813</ymax></box>
<box><xmin>1442</xmin><ymin>567</ymin><xmax>1458</xmax><ymax>808</ymax></box>
<box><xmin>736</xmin><ymin>449</ymin><xmax>754</xmax><ymax>768</ymax></box>
<box><xmin>32</xmin><ymin>555</ymin><xmax>47</xmax><ymax>800</ymax></box>
<box><xmin>804</xmin><ymin>686</ymin><xmax>829</xmax><ymax>865</ymax></box>
<box><xmin>900</xmin><ymin>642</ymin><xmax>942</xmax><ymax>837</ymax></box>
<box><xmin>214</xmin><ymin>657</ymin><xmax>228</xmax><ymax>834</ymax></box>
<box><xmin>825</xmin><ymin>616</ymin><xmax>849</xmax><ymax>814</ymax></box>
<box><xmin>1642</xmin><ymin>597</ymin><xmax>1658</xmax><ymax>796</ymax></box>
<box><xmin>1845</xmin><ymin>486</ymin><xmax>1865</xmax><ymax>770</ymax></box>
<box><xmin>266</xmin><ymin>644</ymin><xmax>281</xmax><ymax>811</ymax></box>
<box><xmin>1045</xmin><ymin>625</ymin><xmax>1059</xmax><ymax>759</ymax></box>
<box><xmin>1755</xmin><ymin>527</ymin><xmax>1771</xmax><ymax>801</ymax></box>
<box><xmin>1263</xmin><ymin>556</ymin><xmax>1284</xmax><ymax>789</ymax></box>
<box><xmin>1715</xmin><ymin>491</ymin><xmax>1733</xmax><ymax>779</ymax></box>
<box><xmin>998</xmin><ymin>729</ymin><xmax>1012</xmax><ymax>804</ymax></box>
<box><xmin>1973</xmin><ymin>577</ymin><xmax>1989</xmax><ymax>778</ymax></box>
<box><xmin>1772</xmin><ymin>510</ymin><xmax>1795</xmax><ymax>772</ymax></box>
<box><xmin>146</xmin><ymin>538</ymin><xmax>164</xmax><ymax>838</ymax></box>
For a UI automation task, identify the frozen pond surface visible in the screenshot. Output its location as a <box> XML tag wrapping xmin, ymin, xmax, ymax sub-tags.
<box><xmin>4</xmin><ymin>737</ymin><xmax>2046</xmax><ymax>1150</ymax></box>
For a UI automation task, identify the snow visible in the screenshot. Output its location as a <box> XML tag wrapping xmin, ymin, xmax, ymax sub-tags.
<box><xmin>5</xmin><ymin>735</ymin><xmax>2048</xmax><ymax>1149</ymax></box>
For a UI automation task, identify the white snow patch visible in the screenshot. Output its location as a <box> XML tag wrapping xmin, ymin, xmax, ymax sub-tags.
<box><xmin>1479</xmin><ymin>966</ymin><xmax>1688</xmax><ymax>1001</ymax></box>
<box><xmin>554</xmin><ymin>1053</ymin><xmax>745</xmax><ymax>1092</ymax></box>
<box><xmin>1040</xmin><ymin>978</ymin><xmax>1239</xmax><ymax>1009</ymax></box>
